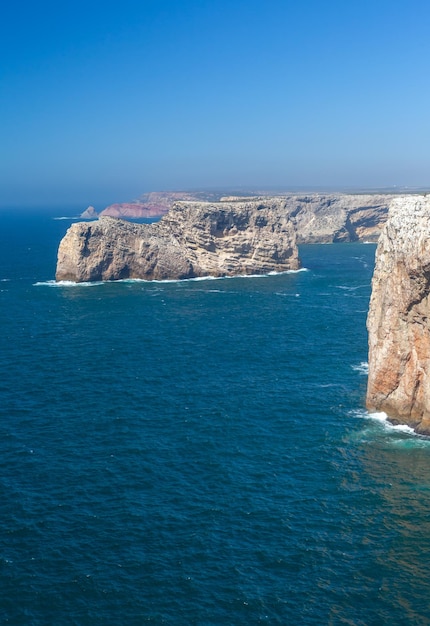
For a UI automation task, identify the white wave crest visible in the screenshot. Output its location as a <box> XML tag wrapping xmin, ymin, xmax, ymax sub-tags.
<box><xmin>138</xmin><ymin>267</ymin><xmax>309</xmax><ymax>283</ymax></box>
<box><xmin>34</xmin><ymin>267</ymin><xmax>310</xmax><ymax>288</ymax></box>
<box><xmin>34</xmin><ymin>280</ymin><xmax>105</xmax><ymax>287</ymax></box>
<box><xmin>52</xmin><ymin>216</ymin><xmax>80</xmax><ymax>221</ymax></box>
<box><xmin>336</xmin><ymin>284</ymin><xmax>366</xmax><ymax>291</ymax></box>
<box><xmin>353</xmin><ymin>409</ymin><xmax>419</xmax><ymax>436</ymax></box>
<box><xmin>352</xmin><ymin>362</ymin><xmax>369</xmax><ymax>375</ymax></box>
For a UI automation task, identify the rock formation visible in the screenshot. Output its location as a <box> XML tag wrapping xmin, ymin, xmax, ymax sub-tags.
<box><xmin>56</xmin><ymin>199</ymin><xmax>299</xmax><ymax>282</ymax></box>
<box><xmin>100</xmin><ymin>191</ymin><xmax>226</xmax><ymax>218</ymax></box>
<box><xmin>100</xmin><ymin>202</ymin><xmax>165</xmax><ymax>219</ymax></box>
<box><xmin>288</xmin><ymin>194</ymin><xmax>394</xmax><ymax>243</ymax></box>
<box><xmin>80</xmin><ymin>205</ymin><xmax>98</xmax><ymax>219</ymax></box>
<box><xmin>97</xmin><ymin>191</ymin><xmax>393</xmax><ymax>239</ymax></box>
<box><xmin>366</xmin><ymin>195</ymin><xmax>430</xmax><ymax>434</ymax></box>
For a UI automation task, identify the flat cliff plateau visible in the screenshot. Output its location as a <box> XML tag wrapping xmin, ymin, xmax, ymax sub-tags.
<box><xmin>56</xmin><ymin>199</ymin><xmax>299</xmax><ymax>282</ymax></box>
<box><xmin>366</xmin><ymin>195</ymin><xmax>430</xmax><ymax>434</ymax></box>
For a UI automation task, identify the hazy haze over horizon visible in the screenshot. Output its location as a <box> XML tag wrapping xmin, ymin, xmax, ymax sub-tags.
<box><xmin>2</xmin><ymin>0</ymin><xmax>430</xmax><ymax>210</ymax></box>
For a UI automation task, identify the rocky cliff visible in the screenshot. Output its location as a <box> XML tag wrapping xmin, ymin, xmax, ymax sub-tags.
<box><xmin>99</xmin><ymin>191</ymin><xmax>226</xmax><ymax>218</ymax></box>
<box><xmin>91</xmin><ymin>191</ymin><xmax>394</xmax><ymax>240</ymax></box>
<box><xmin>56</xmin><ymin>199</ymin><xmax>299</xmax><ymax>282</ymax></box>
<box><xmin>80</xmin><ymin>205</ymin><xmax>98</xmax><ymax>219</ymax></box>
<box><xmin>366</xmin><ymin>195</ymin><xmax>430</xmax><ymax>434</ymax></box>
<box><xmin>288</xmin><ymin>193</ymin><xmax>394</xmax><ymax>243</ymax></box>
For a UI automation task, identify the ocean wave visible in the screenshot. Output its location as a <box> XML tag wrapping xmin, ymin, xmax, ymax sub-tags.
<box><xmin>352</xmin><ymin>362</ymin><xmax>368</xmax><ymax>375</ymax></box>
<box><xmin>336</xmin><ymin>284</ymin><xmax>367</xmax><ymax>291</ymax></box>
<box><xmin>352</xmin><ymin>409</ymin><xmax>426</xmax><ymax>439</ymax></box>
<box><xmin>34</xmin><ymin>268</ymin><xmax>310</xmax><ymax>288</ymax></box>
<box><xmin>367</xmin><ymin>411</ymin><xmax>416</xmax><ymax>434</ymax></box>
<box><xmin>33</xmin><ymin>280</ymin><xmax>105</xmax><ymax>287</ymax></box>
<box><xmin>170</xmin><ymin>267</ymin><xmax>306</xmax><ymax>283</ymax></box>
<box><xmin>146</xmin><ymin>267</ymin><xmax>309</xmax><ymax>283</ymax></box>
<box><xmin>52</xmin><ymin>216</ymin><xmax>81</xmax><ymax>221</ymax></box>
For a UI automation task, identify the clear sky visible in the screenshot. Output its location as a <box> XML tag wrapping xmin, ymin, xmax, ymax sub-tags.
<box><xmin>2</xmin><ymin>0</ymin><xmax>430</xmax><ymax>209</ymax></box>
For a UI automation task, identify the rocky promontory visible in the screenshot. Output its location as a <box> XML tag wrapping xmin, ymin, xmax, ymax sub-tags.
<box><xmin>56</xmin><ymin>199</ymin><xmax>299</xmax><ymax>282</ymax></box>
<box><xmin>366</xmin><ymin>195</ymin><xmax>430</xmax><ymax>434</ymax></box>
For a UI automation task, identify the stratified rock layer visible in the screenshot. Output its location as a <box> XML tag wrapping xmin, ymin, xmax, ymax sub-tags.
<box><xmin>56</xmin><ymin>200</ymin><xmax>299</xmax><ymax>282</ymax></box>
<box><xmin>289</xmin><ymin>194</ymin><xmax>394</xmax><ymax>243</ymax></box>
<box><xmin>366</xmin><ymin>195</ymin><xmax>430</xmax><ymax>434</ymax></box>
<box><xmin>97</xmin><ymin>192</ymin><xmax>394</xmax><ymax>240</ymax></box>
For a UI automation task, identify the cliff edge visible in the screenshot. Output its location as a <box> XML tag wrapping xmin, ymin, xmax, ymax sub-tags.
<box><xmin>56</xmin><ymin>199</ymin><xmax>299</xmax><ymax>282</ymax></box>
<box><xmin>366</xmin><ymin>195</ymin><xmax>430</xmax><ymax>434</ymax></box>
<box><xmin>96</xmin><ymin>192</ymin><xmax>393</xmax><ymax>241</ymax></box>
<box><xmin>289</xmin><ymin>193</ymin><xmax>394</xmax><ymax>243</ymax></box>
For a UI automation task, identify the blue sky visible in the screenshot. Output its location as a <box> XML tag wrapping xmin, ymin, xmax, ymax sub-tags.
<box><xmin>2</xmin><ymin>0</ymin><xmax>430</xmax><ymax>209</ymax></box>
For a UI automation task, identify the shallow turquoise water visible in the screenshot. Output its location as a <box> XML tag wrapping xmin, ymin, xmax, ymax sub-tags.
<box><xmin>1</xmin><ymin>213</ymin><xmax>430</xmax><ymax>624</ymax></box>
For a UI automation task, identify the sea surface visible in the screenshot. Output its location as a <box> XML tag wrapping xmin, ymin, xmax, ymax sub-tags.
<box><xmin>1</xmin><ymin>212</ymin><xmax>430</xmax><ymax>625</ymax></box>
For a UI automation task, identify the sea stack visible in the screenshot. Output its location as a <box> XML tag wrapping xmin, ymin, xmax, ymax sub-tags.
<box><xmin>56</xmin><ymin>199</ymin><xmax>300</xmax><ymax>282</ymax></box>
<box><xmin>366</xmin><ymin>195</ymin><xmax>430</xmax><ymax>434</ymax></box>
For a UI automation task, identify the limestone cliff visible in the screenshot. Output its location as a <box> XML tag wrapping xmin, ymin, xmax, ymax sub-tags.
<box><xmin>288</xmin><ymin>194</ymin><xmax>394</xmax><ymax>243</ymax></box>
<box><xmin>56</xmin><ymin>199</ymin><xmax>299</xmax><ymax>282</ymax></box>
<box><xmin>366</xmin><ymin>195</ymin><xmax>430</xmax><ymax>434</ymax></box>
<box><xmin>95</xmin><ymin>191</ymin><xmax>393</xmax><ymax>241</ymax></box>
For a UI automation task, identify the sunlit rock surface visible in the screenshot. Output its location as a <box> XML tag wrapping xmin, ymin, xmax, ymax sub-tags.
<box><xmin>56</xmin><ymin>200</ymin><xmax>299</xmax><ymax>282</ymax></box>
<box><xmin>366</xmin><ymin>195</ymin><xmax>430</xmax><ymax>434</ymax></box>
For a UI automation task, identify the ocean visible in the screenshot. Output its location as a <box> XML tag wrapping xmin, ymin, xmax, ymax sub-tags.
<box><xmin>1</xmin><ymin>212</ymin><xmax>430</xmax><ymax>625</ymax></box>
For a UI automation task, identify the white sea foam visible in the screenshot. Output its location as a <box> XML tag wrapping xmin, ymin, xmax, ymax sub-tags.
<box><xmin>52</xmin><ymin>216</ymin><xmax>80</xmax><ymax>221</ymax></box>
<box><xmin>368</xmin><ymin>412</ymin><xmax>416</xmax><ymax>435</ymax></box>
<box><xmin>354</xmin><ymin>409</ymin><xmax>418</xmax><ymax>436</ymax></box>
<box><xmin>34</xmin><ymin>280</ymin><xmax>105</xmax><ymax>287</ymax></box>
<box><xmin>352</xmin><ymin>362</ymin><xmax>368</xmax><ymax>375</ymax></box>
<box><xmin>34</xmin><ymin>267</ymin><xmax>309</xmax><ymax>287</ymax></box>
<box><xmin>336</xmin><ymin>284</ymin><xmax>366</xmax><ymax>291</ymax></box>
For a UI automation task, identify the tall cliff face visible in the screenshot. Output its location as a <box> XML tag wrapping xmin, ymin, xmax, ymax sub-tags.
<box><xmin>56</xmin><ymin>200</ymin><xmax>299</xmax><ymax>282</ymax></box>
<box><xmin>289</xmin><ymin>193</ymin><xmax>394</xmax><ymax>243</ymax></box>
<box><xmin>366</xmin><ymin>195</ymin><xmax>430</xmax><ymax>434</ymax></box>
<box><xmin>95</xmin><ymin>192</ymin><xmax>393</xmax><ymax>241</ymax></box>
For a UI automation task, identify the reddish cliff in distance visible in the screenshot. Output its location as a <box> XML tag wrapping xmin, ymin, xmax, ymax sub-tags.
<box><xmin>99</xmin><ymin>191</ymin><xmax>224</xmax><ymax>218</ymax></box>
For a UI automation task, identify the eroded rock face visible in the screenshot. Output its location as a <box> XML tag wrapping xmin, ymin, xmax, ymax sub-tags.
<box><xmin>56</xmin><ymin>200</ymin><xmax>299</xmax><ymax>282</ymax></box>
<box><xmin>289</xmin><ymin>194</ymin><xmax>394</xmax><ymax>243</ymax></box>
<box><xmin>366</xmin><ymin>195</ymin><xmax>430</xmax><ymax>434</ymax></box>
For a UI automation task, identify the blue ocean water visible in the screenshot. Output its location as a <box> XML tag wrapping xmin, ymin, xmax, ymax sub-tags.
<box><xmin>1</xmin><ymin>212</ymin><xmax>430</xmax><ymax>625</ymax></box>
